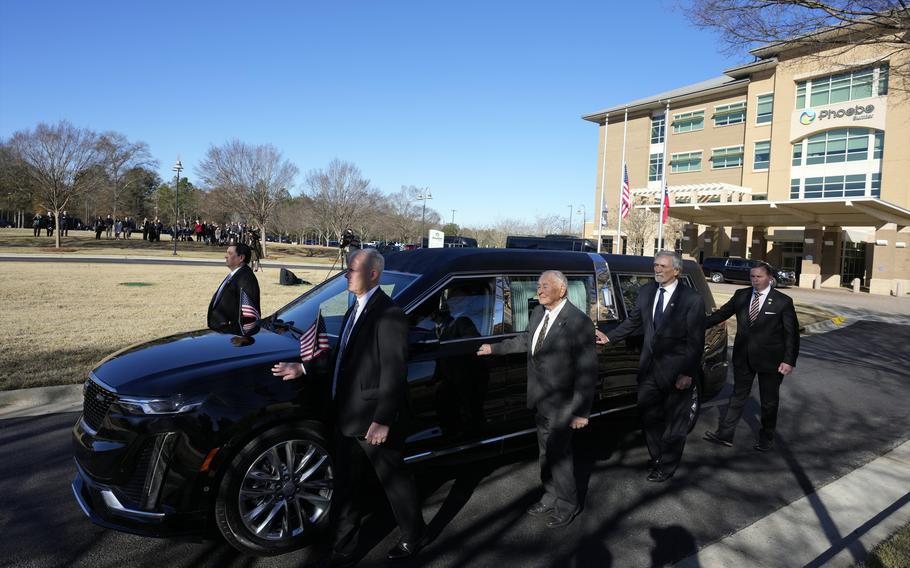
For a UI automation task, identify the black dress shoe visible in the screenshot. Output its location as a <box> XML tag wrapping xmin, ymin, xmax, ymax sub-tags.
<box><xmin>387</xmin><ymin>539</ymin><xmax>421</xmax><ymax>560</ymax></box>
<box><xmin>527</xmin><ymin>501</ymin><xmax>555</xmax><ymax>516</ymax></box>
<box><xmin>647</xmin><ymin>469</ymin><xmax>674</xmax><ymax>482</ymax></box>
<box><xmin>754</xmin><ymin>439</ymin><xmax>774</xmax><ymax>452</ymax></box>
<box><xmin>704</xmin><ymin>430</ymin><xmax>734</xmax><ymax>447</ymax></box>
<box><xmin>546</xmin><ymin>507</ymin><xmax>580</xmax><ymax>528</ymax></box>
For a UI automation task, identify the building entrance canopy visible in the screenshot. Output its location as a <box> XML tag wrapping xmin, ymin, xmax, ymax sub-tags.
<box><xmin>635</xmin><ymin>184</ymin><xmax>910</xmax><ymax>228</ymax></box>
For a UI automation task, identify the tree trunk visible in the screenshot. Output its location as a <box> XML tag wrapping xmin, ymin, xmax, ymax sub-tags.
<box><xmin>259</xmin><ymin>222</ymin><xmax>267</xmax><ymax>259</ymax></box>
<box><xmin>54</xmin><ymin>208</ymin><xmax>61</xmax><ymax>249</ymax></box>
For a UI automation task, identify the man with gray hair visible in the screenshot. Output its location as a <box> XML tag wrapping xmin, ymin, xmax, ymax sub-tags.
<box><xmin>596</xmin><ymin>251</ymin><xmax>705</xmax><ymax>482</ymax></box>
<box><xmin>478</xmin><ymin>270</ymin><xmax>597</xmax><ymax>528</ymax></box>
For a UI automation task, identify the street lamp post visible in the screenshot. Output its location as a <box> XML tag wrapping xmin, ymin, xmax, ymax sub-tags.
<box><xmin>416</xmin><ymin>188</ymin><xmax>432</xmax><ymax>246</ymax></box>
<box><xmin>567</xmin><ymin>205</ymin><xmax>573</xmax><ymax>235</ymax></box>
<box><xmin>172</xmin><ymin>159</ymin><xmax>183</xmax><ymax>256</ymax></box>
<box><xmin>577</xmin><ymin>205</ymin><xmax>586</xmax><ymax>238</ymax></box>
<box><xmin>451</xmin><ymin>209</ymin><xmax>456</xmax><ymax>226</ymax></box>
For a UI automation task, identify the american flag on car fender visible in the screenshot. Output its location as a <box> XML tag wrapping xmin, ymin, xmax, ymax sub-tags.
<box><xmin>240</xmin><ymin>290</ymin><xmax>260</xmax><ymax>333</ymax></box>
<box><xmin>300</xmin><ymin>311</ymin><xmax>330</xmax><ymax>362</ymax></box>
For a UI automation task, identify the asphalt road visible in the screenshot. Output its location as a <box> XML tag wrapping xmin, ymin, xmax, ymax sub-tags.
<box><xmin>2</xmin><ymin>321</ymin><xmax>908</xmax><ymax>568</ymax></box>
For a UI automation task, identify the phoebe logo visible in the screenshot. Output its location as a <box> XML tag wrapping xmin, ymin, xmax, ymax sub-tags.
<box><xmin>800</xmin><ymin>110</ymin><xmax>817</xmax><ymax>125</ymax></box>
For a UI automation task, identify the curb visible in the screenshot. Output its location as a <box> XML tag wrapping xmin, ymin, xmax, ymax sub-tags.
<box><xmin>0</xmin><ymin>384</ymin><xmax>82</xmax><ymax>418</ymax></box>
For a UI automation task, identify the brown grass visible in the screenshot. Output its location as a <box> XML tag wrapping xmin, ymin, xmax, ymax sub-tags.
<box><xmin>857</xmin><ymin>521</ymin><xmax>910</xmax><ymax>568</ymax></box>
<box><xmin>0</xmin><ymin>262</ymin><xmax>338</xmax><ymax>390</ymax></box>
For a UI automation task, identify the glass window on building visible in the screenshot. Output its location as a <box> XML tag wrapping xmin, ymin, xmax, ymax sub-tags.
<box><xmin>651</xmin><ymin>115</ymin><xmax>665</xmax><ymax>144</ymax></box>
<box><xmin>796</xmin><ymin>82</ymin><xmax>807</xmax><ymax>109</ymax></box>
<box><xmin>754</xmin><ymin>141</ymin><xmax>770</xmax><ymax>170</ymax></box>
<box><xmin>802</xmin><ymin>65</ymin><xmax>882</xmax><ymax>108</ymax></box>
<box><xmin>648</xmin><ymin>153</ymin><xmax>664</xmax><ymax>182</ymax></box>
<box><xmin>670</xmin><ymin>151</ymin><xmax>702</xmax><ymax>173</ymax></box>
<box><xmin>714</xmin><ymin>102</ymin><xmax>746</xmax><ymax>127</ymax></box>
<box><xmin>874</xmin><ymin>131</ymin><xmax>884</xmax><ymax>159</ymax></box>
<box><xmin>756</xmin><ymin>94</ymin><xmax>773</xmax><ymax>124</ymax></box>
<box><xmin>672</xmin><ymin>111</ymin><xmax>704</xmax><ymax>134</ymax></box>
<box><xmin>871</xmin><ymin>173</ymin><xmax>881</xmax><ymax>197</ymax></box>
<box><xmin>804</xmin><ymin>128</ymin><xmax>874</xmax><ymax>165</ymax></box>
<box><xmin>805</xmin><ymin>177</ymin><xmax>823</xmax><ymax>198</ymax></box>
<box><xmin>711</xmin><ymin>146</ymin><xmax>744</xmax><ymax>169</ymax></box>
<box><xmin>845</xmin><ymin>174</ymin><xmax>866</xmax><ymax>197</ymax></box>
<box><xmin>878</xmin><ymin>64</ymin><xmax>889</xmax><ymax>96</ymax></box>
<box><xmin>790</xmin><ymin>178</ymin><xmax>800</xmax><ymax>199</ymax></box>
<box><xmin>792</xmin><ymin>143</ymin><xmax>803</xmax><ymax>166</ymax></box>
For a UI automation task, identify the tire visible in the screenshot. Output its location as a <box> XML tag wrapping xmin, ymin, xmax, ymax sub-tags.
<box><xmin>214</xmin><ymin>424</ymin><xmax>334</xmax><ymax>556</ymax></box>
<box><xmin>710</xmin><ymin>272</ymin><xmax>724</xmax><ymax>283</ymax></box>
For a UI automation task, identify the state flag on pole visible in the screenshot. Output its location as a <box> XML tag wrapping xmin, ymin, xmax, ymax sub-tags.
<box><xmin>300</xmin><ymin>311</ymin><xmax>330</xmax><ymax>362</ymax></box>
<box><xmin>620</xmin><ymin>163</ymin><xmax>631</xmax><ymax>220</ymax></box>
<box><xmin>661</xmin><ymin>186</ymin><xmax>670</xmax><ymax>224</ymax></box>
<box><xmin>239</xmin><ymin>289</ymin><xmax>261</xmax><ymax>334</ymax></box>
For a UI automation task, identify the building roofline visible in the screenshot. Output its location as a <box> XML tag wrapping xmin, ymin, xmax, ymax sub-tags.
<box><xmin>582</xmin><ymin>77</ymin><xmax>749</xmax><ymax>124</ymax></box>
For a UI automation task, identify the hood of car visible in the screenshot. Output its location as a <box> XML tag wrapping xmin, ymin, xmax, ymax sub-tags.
<box><xmin>90</xmin><ymin>325</ymin><xmax>299</xmax><ymax>396</ymax></box>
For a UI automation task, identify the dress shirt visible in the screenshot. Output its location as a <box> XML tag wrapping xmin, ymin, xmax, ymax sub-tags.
<box><xmin>752</xmin><ymin>285</ymin><xmax>771</xmax><ymax>312</ymax></box>
<box><xmin>652</xmin><ymin>278</ymin><xmax>679</xmax><ymax>319</ymax></box>
<box><xmin>531</xmin><ymin>298</ymin><xmax>567</xmax><ymax>355</ymax></box>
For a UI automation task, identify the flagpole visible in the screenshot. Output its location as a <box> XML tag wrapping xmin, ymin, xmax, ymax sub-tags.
<box><xmin>596</xmin><ymin>112</ymin><xmax>609</xmax><ymax>253</ymax></box>
<box><xmin>616</xmin><ymin>107</ymin><xmax>629</xmax><ymax>254</ymax></box>
<box><xmin>658</xmin><ymin>99</ymin><xmax>670</xmax><ymax>251</ymax></box>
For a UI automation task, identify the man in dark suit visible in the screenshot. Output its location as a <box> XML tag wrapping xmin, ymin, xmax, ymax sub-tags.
<box><xmin>596</xmin><ymin>251</ymin><xmax>705</xmax><ymax>482</ymax></box>
<box><xmin>207</xmin><ymin>243</ymin><xmax>260</xmax><ymax>333</ymax></box>
<box><xmin>703</xmin><ymin>262</ymin><xmax>799</xmax><ymax>452</ymax></box>
<box><xmin>478</xmin><ymin>270</ymin><xmax>597</xmax><ymax>528</ymax></box>
<box><xmin>272</xmin><ymin>248</ymin><xmax>424</xmax><ymax>566</ymax></box>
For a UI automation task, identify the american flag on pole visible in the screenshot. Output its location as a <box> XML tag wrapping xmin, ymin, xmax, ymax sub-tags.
<box><xmin>620</xmin><ymin>163</ymin><xmax>631</xmax><ymax>220</ymax></box>
<box><xmin>239</xmin><ymin>290</ymin><xmax>260</xmax><ymax>333</ymax></box>
<box><xmin>661</xmin><ymin>186</ymin><xmax>670</xmax><ymax>224</ymax></box>
<box><xmin>299</xmin><ymin>311</ymin><xmax>330</xmax><ymax>362</ymax></box>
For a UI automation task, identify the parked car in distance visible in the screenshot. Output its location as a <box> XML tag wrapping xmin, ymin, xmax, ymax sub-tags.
<box><xmin>701</xmin><ymin>256</ymin><xmax>795</xmax><ymax>287</ymax></box>
<box><xmin>506</xmin><ymin>234</ymin><xmax>597</xmax><ymax>252</ymax></box>
<box><xmin>71</xmin><ymin>249</ymin><xmax>728</xmax><ymax>556</ymax></box>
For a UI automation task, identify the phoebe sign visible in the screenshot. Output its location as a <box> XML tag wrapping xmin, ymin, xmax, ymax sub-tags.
<box><xmin>790</xmin><ymin>95</ymin><xmax>886</xmax><ymax>139</ymax></box>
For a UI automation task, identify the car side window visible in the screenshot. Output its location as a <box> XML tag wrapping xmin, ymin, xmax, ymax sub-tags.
<box><xmin>506</xmin><ymin>275</ymin><xmax>593</xmax><ymax>332</ymax></box>
<box><xmin>615</xmin><ymin>273</ymin><xmax>651</xmax><ymax>313</ymax></box>
<box><xmin>409</xmin><ymin>278</ymin><xmax>496</xmax><ymax>341</ymax></box>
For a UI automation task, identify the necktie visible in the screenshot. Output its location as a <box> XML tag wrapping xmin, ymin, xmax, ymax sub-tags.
<box><xmin>749</xmin><ymin>290</ymin><xmax>761</xmax><ymax>323</ymax></box>
<box><xmin>331</xmin><ymin>307</ymin><xmax>357</xmax><ymax>399</ymax></box>
<box><xmin>213</xmin><ymin>273</ymin><xmax>233</xmax><ymax>306</ymax></box>
<box><xmin>533</xmin><ymin>313</ymin><xmax>550</xmax><ymax>355</ymax></box>
<box><xmin>653</xmin><ymin>287</ymin><xmax>666</xmax><ymax>328</ymax></box>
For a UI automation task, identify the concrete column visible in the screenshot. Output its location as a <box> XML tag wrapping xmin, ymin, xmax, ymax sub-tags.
<box><xmin>798</xmin><ymin>226</ymin><xmax>824</xmax><ymax>289</ymax></box>
<box><xmin>681</xmin><ymin>223</ymin><xmax>699</xmax><ymax>260</ymax></box>
<box><xmin>867</xmin><ymin>224</ymin><xmax>910</xmax><ymax>296</ymax></box>
<box><xmin>701</xmin><ymin>226</ymin><xmax>719</xmax><ymax>256</ymax></box>
<box><xmin>730</xmin><ymin>226</ymin><xmax>748</xmax><ymax>257</ymax></box>
<box><xmin>820</xmin><ymin>227</ymin><xmax>843</xmax><ymax>288</ymax></box>
<box><xmin>750</xmin><ymin>227</ymin><xmax>768</xmax><ymax>260</ymax></box>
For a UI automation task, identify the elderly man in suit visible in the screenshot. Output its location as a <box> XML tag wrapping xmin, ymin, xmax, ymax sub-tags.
<box><xmin>478</xmin><ymin>270</ymin><xmax>597</xmax><ymax>528</ymax></box>
<box><xmin>272</xmin><ymin>248</ymin><xmax>425</xmax><ymax>566</ymax></box>
<box><xmin>596</xmin><ymin>251</ymin><xmax>705</xmax><ymax>482</ymax></box>
<box><xmin>207</xmin><ymin>243</ymin><xmax>260</xmax><ymax>333</ymax></box>
<box><xmin>703</xmin><ymin>262</ymin><xmax>799</xmax><ymax>452</ymax></box>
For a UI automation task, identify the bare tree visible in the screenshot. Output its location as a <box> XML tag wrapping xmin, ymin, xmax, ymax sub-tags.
<box><xmin>304</xmin><ymin>160</ymin><xmax>373</xmax><ymax>243</ymax></box>
<box><xmin>623</xmin><ymin>204</ymin><xmax>658</xmax><ymax>256</ymax></box>
<box><xmin>97</xmin><ymin>132</ymin><xmax>156</xmax><ymax>222</ymax></box>
<box><xmin>682</xmin><ymin>1</ymin><xmax>910</xmax><ymax>89</ymax></box>
<box><xmin>197</xmin><ymin>140</ymin><xmax>298</xmax><ymax>258</ymax></box>
<box><xmin>9</xmin><ymin>121</ymin><xmax>105</xmax><ymax>248</ymax></box>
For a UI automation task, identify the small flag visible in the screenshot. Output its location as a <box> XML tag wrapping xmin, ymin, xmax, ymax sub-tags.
<box><xmin>300</xmin><ymin>311</ymin><xmax>330</xmax><ymax>362</ymax></box>
<box><xmin>621</xmin><ymin>163</ymin><xmax>631</xmax><ymax>220</ymax></box>
<box><xmin>661</xmin><ymin>186</ymin><xmax>670</xmax><ymax>224</ymax></box>
<box><xmin>240</xmin><ymin>289</ymin><xmax>260</xmax><ymax>333</ymax></box>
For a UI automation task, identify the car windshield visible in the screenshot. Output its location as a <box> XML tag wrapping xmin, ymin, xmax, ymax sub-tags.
<box><xmin>270</xmin><ymin>270</ymin><xmax>418</xmax><ymax>336</ymax></box>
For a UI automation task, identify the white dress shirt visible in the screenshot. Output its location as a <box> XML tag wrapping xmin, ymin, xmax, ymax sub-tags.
<box><xmin>652</xmin><ymin>278</ymin><xmax>679</xmax><ymax>319</ymax></box>
<box><xmin>531</xmin><ymin>298</ymin><xmax>567</xmax><ymax>355</ymax></box>
<box><xmin>751</xmin><ymin>285</ymin><xmax>771</xmax><ymax>312</ymax></box>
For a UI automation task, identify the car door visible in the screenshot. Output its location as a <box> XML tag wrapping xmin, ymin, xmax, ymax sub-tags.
<box><xmin>403</xmin><ymin>276</ymin><xmax>512</xmax><ymax>458</ymax></box>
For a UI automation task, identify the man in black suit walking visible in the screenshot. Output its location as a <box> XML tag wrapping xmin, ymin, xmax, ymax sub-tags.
<box><xmin>597</xmin><ymin>251</ymin><xmax>705</xmax><ymax>482</ymax></box>
<box><xmin>478</xmin><ymin>270</ymin><xmax>597</xmax><ymax>528</ymax></box>
<box><xmin>703</xmin><ymin>262</ymin><xmax>799</xmax><ymax>452</ymax></box>
<box><xmin>272</xmin><ymin>248</ymin><xmax>424</xmax><ymax>566</ymax></box>
<box><xmin>207</xmin><ymin>243</ymin><xmax>260</xmax><ymax>333</ymax></box>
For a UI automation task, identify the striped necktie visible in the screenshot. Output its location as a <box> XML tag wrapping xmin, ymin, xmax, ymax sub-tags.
<box><xmin>533</xmin><ymin>313</ymin><xmax>549</xmax><ymax>355</ymax></box>
<box><xmin>749</xmin><ymin>289</ymin><xmax>761</xmax><ymax>323</ymax></box>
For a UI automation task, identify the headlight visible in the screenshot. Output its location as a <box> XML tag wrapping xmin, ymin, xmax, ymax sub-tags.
<box><xmin>117</xmin><ymin>394</ymin><xmax>205</xmax><ymax>415</ymax></box>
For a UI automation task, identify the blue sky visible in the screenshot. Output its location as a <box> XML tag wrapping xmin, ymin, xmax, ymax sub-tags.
<box><xmin>0</xmin><ymin>0</ymin><xmax>742</xmax><ymax>228</ymax></box>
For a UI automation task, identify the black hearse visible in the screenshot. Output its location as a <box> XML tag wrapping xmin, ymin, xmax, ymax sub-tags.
<box><xmin>72</xmin><ymin>249</ymin><xmax>728</xmax><ymax>556</ymax></box>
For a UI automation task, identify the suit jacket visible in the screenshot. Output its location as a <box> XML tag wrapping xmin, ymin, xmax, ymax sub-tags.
<box><xmin>492</xmin><ymin>300</ymin><xmax>597</xmax><ymax>421</ymax></box>
<box><xmin>607</xmin><ymin>281</ymin><xmax>706</xmax><ymax>387</ymax></box>
<box><xmin>207</xmin><ymin>264</ymin><xmax>261</xmax><ymax>332</ymax></box>
<box><xmin>332</xmin><ymin>289</ymin><xmax>409</xmax><ymax>438</ymax></box>
<box><xmin>705</xmin><ymin>287</ymin><xmax>799</xmax><ymax>373</ymax></box>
